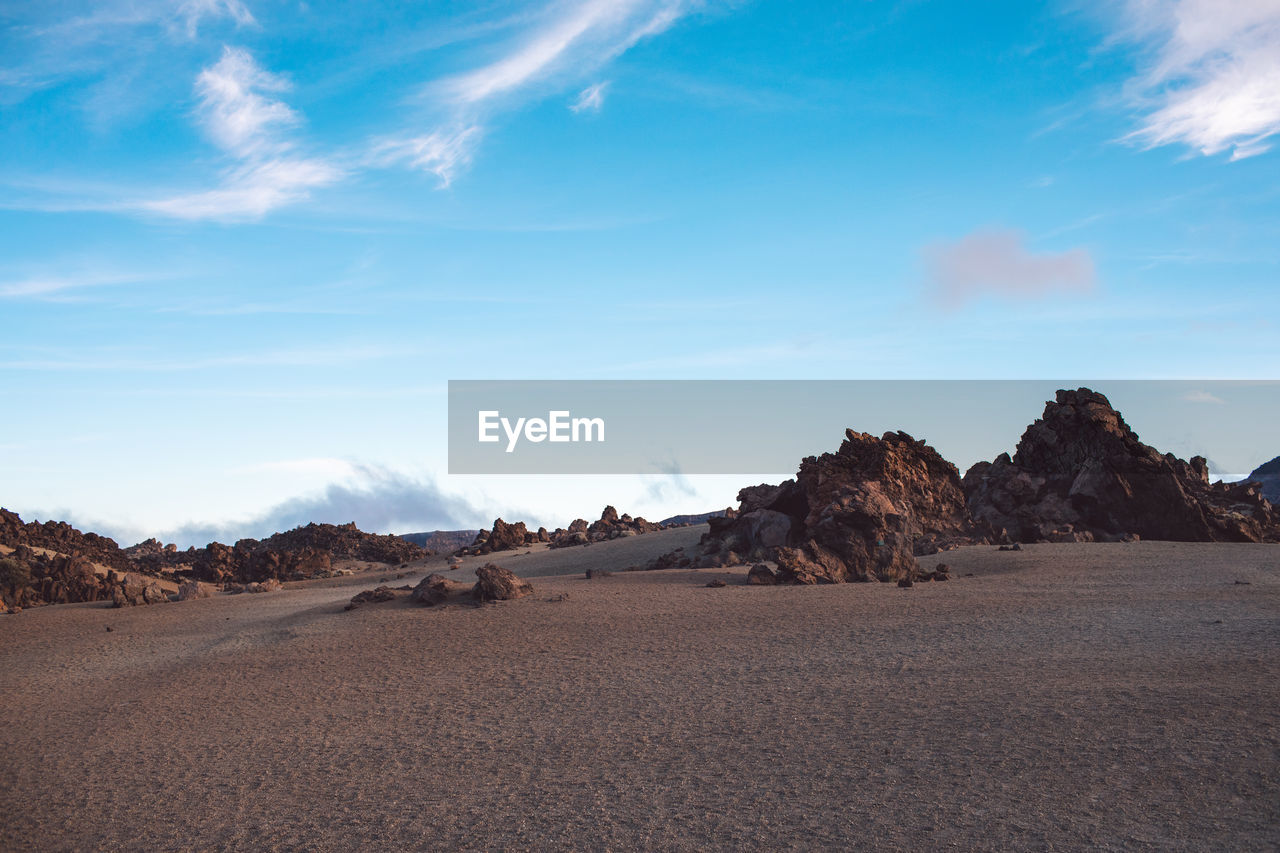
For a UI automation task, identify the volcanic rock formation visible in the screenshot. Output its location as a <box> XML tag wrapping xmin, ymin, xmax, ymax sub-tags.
<box><xmin>672</xmin><ymin>429</ymin><xmax>989</xmax><ymax>584</ymax></box>
<box><xmin>963</xmin><ymin>388</ymin><xmax>1279</xmax><ymax>543</ymax></box>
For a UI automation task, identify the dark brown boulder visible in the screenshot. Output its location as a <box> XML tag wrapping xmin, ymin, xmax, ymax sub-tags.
<box><xmin>964</xmin><ymin>389</ymin><xmax>1280</xmax><ymax>543</ymax></box>
<box><xmin>410</xmin><ymin>573</ymin><xmax>472</xmax><ymax>606</ymax></box>
<box><xmin>471</xmin><ymin>563</ymin><xmax>533</xmax><ymax>602</ymax></box>
<box><xmin>746</xmin><ymin>563</ymin><xmax>778</xmax><ymax>585</ymax></box>
<box><xmin>345</xmin><ymin>586</ymin><xmax>401</xmax><ymax>609</ymax></box>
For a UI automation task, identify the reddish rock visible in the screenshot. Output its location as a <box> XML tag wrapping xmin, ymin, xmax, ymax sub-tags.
<box><xmin>410</xmin><ymin>573</ymin><xmax>471</xmax><ymax>606</ymax></box>
<box><xmin>471</xmin><ymin>564</ymin><xmax>533</xmax><ymax>602</ymax></box>
<box><xmin>746</xmin><ymin>563</ymin><xmax>778</xmax><ymax>585</ymax></box>
<box><xmin>345</xmin><ymin>586</ymin><xmax>400</xmax><ymax>609</ymax></box>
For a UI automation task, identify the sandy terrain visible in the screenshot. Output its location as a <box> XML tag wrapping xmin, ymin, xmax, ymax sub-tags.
<box><xmin>1</xmin><ymin>539</ymin><xmax>1278</xmax><ymax>851</ymax></box>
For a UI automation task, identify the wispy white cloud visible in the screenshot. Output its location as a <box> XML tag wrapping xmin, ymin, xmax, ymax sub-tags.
<box><xmin>194</xmin><ymin>46</ymin><xmax>296</xmax><ymax>157</ymax></box>
<box><xmin>142</xmin><ymin>47</ymin><xmax>342</xmax><ymax>220</ymax></box>
<box><xmin>382</xmin><ymin>0</ymin><xmax>698</xmax><ymax>185</ymax></box>
<box><xmin>0</xmin><ymin>271</ymin><xmax>154</xmax><ymax>300</ymax></box>
<box><xmin>142</xmin><ymin>156</ymin><xmax>342</xmax><ymax>220</ymax></box>
<box><xmin>571</xmin><ymin>81</ymin><xmax>609</xmax><ymax>113</ymax></box>
<box><xmin>1117</xmin><ymin>0</ymin><xmax>1280</xmax><ymax>160</ymax></box>
<box><xmin>924</xmin><ymin>228</ymin><xmax>1096</xmax><ymax>308</ymax></box>
<box><xmin>369</xmin><ymin>126</ymin><xmax>483</xmax><ymax>187</ymax></box>
<box><xmin>1181</xmin><ymin>389</ymin><xmax>1225</xmax><ymax>404</ymax></box>
<box><xmin>178</xmin><ymin>0</ymin><xmax>256</xmax><ymax>38</ymax></box>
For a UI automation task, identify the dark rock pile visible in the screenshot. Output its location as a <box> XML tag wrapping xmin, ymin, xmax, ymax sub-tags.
<box><xmin>663</xmin><ymin>429</ymin><xmax>990</xmax><ymax>584</ymax></box>
<box><xmin>167</xmin><ymin>522</ymin><xmax>423</xmax><ymax>584</ymax></box>
<box><xmin>0</xmin><ymin>544</ymin><xmax>171</xmax><ymax>612</ymax></box>
<box><xmin>963</xmin><ymin>388</ymin><xmax>1279</xmax><ymax>543</ymax></box>
<box><xmin>0</xmin><ymin>508</ymin><xmax>131</xmax><ymax>571</ymax></box>
<box><xmin>458</xmin><ymin>506</ymin><xmax>664</xmax><ymax>555</ymax></box>
<box><xmin>547</xmin><ymin>506</ymin><xmax>661</xmax><ymax>548</ymax></box>
<box><xmin>456</xmin><ymin>518</ymin><xmax>549</xmax><ymax>556</ymax></box>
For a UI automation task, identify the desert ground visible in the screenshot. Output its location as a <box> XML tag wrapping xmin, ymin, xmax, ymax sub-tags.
<box><xmin>1</xmin><ymin>530</ymin><xmax>1278</xmax><ymax>851</ymax></box>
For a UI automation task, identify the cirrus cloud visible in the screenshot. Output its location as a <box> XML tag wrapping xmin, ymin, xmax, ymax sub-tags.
<box><xmin>1118</xmin><ymin>0</ymin><xmax>1280</xmax><ymax>160</ymax></box>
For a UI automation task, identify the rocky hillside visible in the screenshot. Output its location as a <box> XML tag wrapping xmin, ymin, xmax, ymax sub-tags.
<box><xmin>0</xmin><ymin>508</ymin><xmax>131</xmax><ymax>571</ymax></box>
<box><xmin>964</xmin><ymin>388</ymin><xmax>1279</xmax><ymax>543</ymax></box>
<box><xmin>1</xmin><ymin>511</ymin><xmax>428</xmax><ymax>608</ymax></box>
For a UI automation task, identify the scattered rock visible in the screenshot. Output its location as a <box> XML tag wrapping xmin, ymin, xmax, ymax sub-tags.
<box><xmin>897</xmin><ymin>577</ymin><xmax>913</xmax><ymax>588</ymax></box>
<box><xmin>705</xmin><ymin>578</ymin><xmax>728</xmax><ymax>588</ymax></box>
<box><xmin>410</xmin><ymin>573</ymin><xmax>471</xmax><ymax>606</ymax></box>
<box><xmin>472</xmin><ymin>564</ymin><xmax>533</xmax><ymax>602</ymax></box>
<box><xmin>584</xmin><ymin>569</ymin><xmax>612</xmax><ymax>579</ymax></box>
<box><xmin>746</xmin><ymin>563</ymin><xmax>778</xmax><ymax>585</ymax></box>
<box><xmin>345</xmin><ymin>586</ymin><xmax>401</xmax><ymax>610</ymax></box>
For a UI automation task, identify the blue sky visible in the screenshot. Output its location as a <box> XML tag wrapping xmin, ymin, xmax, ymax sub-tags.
<box><xmin>1</xmin><ymin>0</ymin><xmax>1278</xmax><ymax>545</ymax></box>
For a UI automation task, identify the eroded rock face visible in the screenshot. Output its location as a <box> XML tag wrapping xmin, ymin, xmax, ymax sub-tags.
<box><xmin>472</xmin><ymin>564</ymin><xmax>533</xmax><ymax>602</ymax></box>
<box><xmin>964</xmin><ymin>388</ymin><xmax>1280</xmax><ymax>543</ymax></box>
<box><xmin>677</xmin><ymin>429</ymin><xmax>988</xmax><ymax>584</ymax></box>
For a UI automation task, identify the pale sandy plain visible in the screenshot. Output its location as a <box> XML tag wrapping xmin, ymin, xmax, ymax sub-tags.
<box><xmin>1</xmin><ymin>526</ymin><xmax>1278</xmax><ymax>851</ymax></box>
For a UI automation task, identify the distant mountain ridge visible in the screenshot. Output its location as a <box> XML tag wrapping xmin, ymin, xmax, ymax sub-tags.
<box><xmin>657</xmin><ymin>510</ymin><xmax>730</xmax><ymax>526</ymax></box>
<box><xmin>398</xmin><ymin>530</ymin><xmax>481</xmax><ymax>553</ymax></box>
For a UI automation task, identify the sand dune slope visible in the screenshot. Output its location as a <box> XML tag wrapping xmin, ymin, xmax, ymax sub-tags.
<box><xmin>1</xmin><ymin>541</ymin><xmax>1278</xmax><ymax>851</ymax></box>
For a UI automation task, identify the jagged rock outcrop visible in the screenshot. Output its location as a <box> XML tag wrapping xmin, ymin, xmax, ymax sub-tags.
<box><xmin>183</xmin><ymin>523</ymin><xmax>417</xmax><ymax>584</ymax></box>
<box><xmin>1245</xmin><ymin>456</ymin><xmax>1280</xmax><ymax>504</ymax></box>
<box><xmin>458</xmin><ymin>507</ymin><xmax>666</xmax><ymax>556</ymax></box>
<box><xmin>0</xmin><ymin>508</ymin><xmax>131</xmax><ymax>571</ymax></box>
<box><xmin>668</xmin><ymin>429</ymin><xmax>989</xmax><ymax>584</ymax></box>
<box><xmin>548</xmin><ymin>506</ymin><xmax>661</xmax><ymax>548</ymax></box>
<box><xmin>456</xmin><ymin>518</ymin><xmax>532</xmax><ymax>556</ymax></box>
<box><xmin>963</xmin><ymin>388</ymin><xmax>1280</xmax><ymax>543</ymax></box>
<box><xmin>0</xmin><ymin>546</ymin><xmax>153</xmax><ymax>611</ymax></box>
